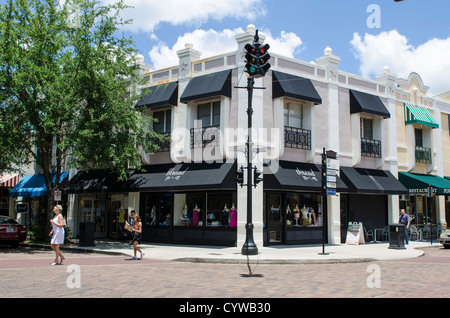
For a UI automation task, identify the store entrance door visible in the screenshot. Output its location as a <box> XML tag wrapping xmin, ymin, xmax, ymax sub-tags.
<box><xmin>266</xmin><ymin>194</ymin><xmax>283</xmax><ymax>244</ymax></box>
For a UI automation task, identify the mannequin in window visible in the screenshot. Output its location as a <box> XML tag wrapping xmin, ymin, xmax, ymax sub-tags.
<box><xmin>229</xmin><ymin>203</ymin><xmax>237</xmax><ymax>228</ymax></box>
<box><xmin>286</xmin><ymin>205</ymin><xmax>292</xmax><ymax>224</ymax></box>
<box><xmin>221</xmin><ymin>204</ymin><xmax>230</xmax><ymax>226</ymax></box>
<box><xmin>301</xmin><ymin>205</ymin><xmax>309</xmax><ymax>226</ymax></box>
<box><xmin>192</xmin><ymin>204</ymin><xmax>200</xmax><ymax>227</ymax></box>
<box><xmin>181</xmin><ymin>204</ymin><xmax>190</xmax><ymax>226</ymax></box>
<box><xmin>293</xmin><ymin>205</ymin><xmax>300</xmax><ymax>225</ymax></box>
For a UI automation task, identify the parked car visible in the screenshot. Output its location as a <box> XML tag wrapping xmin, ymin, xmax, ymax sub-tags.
<box><xmin>0</xmin><ymin>215</ymin><xmax>27</xmax><ymax>248</ymax></box>
<box><xmin>440</xmin><ymin>229</ymin><xmax>450</xmax><ymax>249</ymax></box>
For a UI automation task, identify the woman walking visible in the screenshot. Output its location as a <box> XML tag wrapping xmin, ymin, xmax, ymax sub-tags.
<box><xmin>130</xmin><ymin>214</ymin><xmax>144</xmax><ymax>260</ymax></box>
<box><xmin>49</xmin><ymin>205</ymin><xmax>65</xmax><ymax>265</ymax></box>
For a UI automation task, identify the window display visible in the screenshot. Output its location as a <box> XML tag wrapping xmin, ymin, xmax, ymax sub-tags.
<box><xmin>142</xmin><ymin>193</ymin><xmax>173</xmax><ymax>227</ymax></box>
<box><xmin>142</xmin><ymin>191</ymin><xmax>237</xmax><ymax>228</ymax></box>
<box><xmin>285</xmin><ymin>193</ymin><xmax>321</xmax><ymax>227</ymax></box>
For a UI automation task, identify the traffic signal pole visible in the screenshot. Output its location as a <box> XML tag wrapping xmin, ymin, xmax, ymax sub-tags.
<box><xmin>236</xmin><ymin>29</ymin><xmax>270</xmax><ymax>256</ymax></box>
<box><xmin>241</xmin><ymin>77</ymin><xmax>258</xmax><ymax>256</ymax></box>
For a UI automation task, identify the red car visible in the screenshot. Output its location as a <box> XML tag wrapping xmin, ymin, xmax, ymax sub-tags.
<box><xmin>0</xmin><ymin>216</ymin><xmax>27</xmax><ymax>248</ymax></box>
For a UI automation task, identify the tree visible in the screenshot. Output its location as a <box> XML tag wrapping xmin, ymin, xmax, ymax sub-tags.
<box><xmin>0</xmin><ymin>0</ymin><xmax>162</xmax><ymax>229</ymax></box>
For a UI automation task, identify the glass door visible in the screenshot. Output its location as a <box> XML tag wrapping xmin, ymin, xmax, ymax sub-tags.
<box><xmin>266</xmin><ymin>194</ymin><xmax>283</xmax><ymax>244</ymax></box>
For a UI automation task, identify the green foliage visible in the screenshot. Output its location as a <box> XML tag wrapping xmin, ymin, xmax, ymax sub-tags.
<box><xmin>0</xmin><ymin>0</ymin><xmax>161</xmax><ymax>186</ymax></box>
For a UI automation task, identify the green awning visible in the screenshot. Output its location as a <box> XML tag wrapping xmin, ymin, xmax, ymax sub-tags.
<box><xmin>398</xmin><ymin>172</ymin><xmax>450</xmax><ymax>195</ymax></box>
<box><xmin>404</xmin><ymin>103</ymin><xmax>439</xmax><ymax>128</ymax></box>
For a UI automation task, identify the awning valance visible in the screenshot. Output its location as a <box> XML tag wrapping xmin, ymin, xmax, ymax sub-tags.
<box><xmin>135</xmin><ymin>81</ymin><xmax>178</xmax><ymax>109</ymax></box>
<box><xmin>9</xmin><ymin>172</ymin><xmax>69</xmax><ymax>197</ymax></box>
<box><xmin>180</xmin><ymin>70</ymin><xmax>231</xmax><ymax>103</ymax></box>
<box><xmin>272</xmin><ymin>71</ymin><xmax>322</xmax><ymax>105</ymax></box>
<box><xmin>0</xmin><ymin>173</ymin><xmax>19</xmax><ymax>188</ymax></box>
<box><xmin>124</xmin><ymin>161</ymin><xmax>237</xmax><ymax>192</ymax></box>
<box><xmin>350</xmin><ymin>89</ymin><xmax>390</xmax><ymax>118</ymax></box>
<box><xmin>399</xmin><ymin>172</ymin><xmax>450</xmax><ymax>195</ymax></box>
<box><xmin>340</xmin><ymin>167</ymin><xmax>407</xmax><ymax>195</ymax></box>
<box><xmin>264</xmin><ymin>160</ymin><xmax>347</xmax><ymax>192</ymax></box>
<box><xmin>61</xmin><ymin>170</ymin><xmax>125</xmax><ymax>193</ymax></box>
<box><xmin>404</xmin><ymin>103</ymin><xmax>439</xmax><ymax>128</ymax></box>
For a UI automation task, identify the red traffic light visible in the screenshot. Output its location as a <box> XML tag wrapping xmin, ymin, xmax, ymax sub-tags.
<box><xmin>259</xmin><ymin>43</ymin><xmax>270</xmax><ymax>55</ymax></box>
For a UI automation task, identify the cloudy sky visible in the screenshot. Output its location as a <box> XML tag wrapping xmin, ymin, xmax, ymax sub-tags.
<box><xmin>4</xmin><ymin>0</ymin><xmax>450</xmax><ymax>94</ymax></box>
<box><xmin>103</xmin><ymin>0</ymin><xmax>450</xmax><ymax>94</ymax></box>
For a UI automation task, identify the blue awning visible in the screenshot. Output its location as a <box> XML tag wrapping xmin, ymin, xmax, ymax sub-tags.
<box><xmin>9</xmin><ymin>172</ymin><xmax>69</xmax><ymax>197</ymax></box>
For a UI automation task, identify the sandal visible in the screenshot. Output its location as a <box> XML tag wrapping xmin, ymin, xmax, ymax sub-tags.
<box><xmin>59</xmin><ymin>256</ymin><xmax>65</xmax><ymax>265</ymax></box>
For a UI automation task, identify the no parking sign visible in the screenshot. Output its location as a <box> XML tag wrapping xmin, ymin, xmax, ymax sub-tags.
<box><xmin>54</xmin><ymin>190</ymin><xmax>62</xmax><ymax>202</ymax></box>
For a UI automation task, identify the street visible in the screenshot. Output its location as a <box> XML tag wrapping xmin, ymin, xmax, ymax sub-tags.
<box><xmin>1</xmin><ymin>245</ymin><xmax>450</xmax><ymax>301</ymax></box>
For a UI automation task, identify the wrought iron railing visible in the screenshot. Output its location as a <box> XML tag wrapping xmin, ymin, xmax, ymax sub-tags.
<box><xmin>284</xmin><ymin>126</ymin><xmax>311</xmax><ymax>150</ymax></box>
<box><xmin>361</xmin><ymin>138</ymin><xmax>382</xmax><ymax>158</ymax></box>
<box><xmin>150</xmin><ymin>132</ymin><xmax>171</xmax><ymax>152</ymax></box>
<box><xmin>415</xmin><ymin>146</ymin><xmax>432</xmax><ymax>164</ymax></box>
<box><xmin>190</xmin><ymin>125</ymin><xmax>220</xmax><ymax>148</ymax></box>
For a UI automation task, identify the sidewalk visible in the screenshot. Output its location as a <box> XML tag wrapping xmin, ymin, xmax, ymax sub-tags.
<box><xmin>34</xmin><ymin>239</ymin><xmax>441</xmax><ymax>264</ymax></box>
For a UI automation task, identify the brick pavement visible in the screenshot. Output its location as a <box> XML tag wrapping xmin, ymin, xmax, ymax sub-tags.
<box><xmin>1</xmin><ymin>246</ymin><xmax>450</xmax><ymax>299</ymax></box>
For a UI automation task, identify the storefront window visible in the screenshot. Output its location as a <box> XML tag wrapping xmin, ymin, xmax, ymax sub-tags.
<box><xmin>142</xmin><ymin>193</ymin><xmax>173</xmax><ymax>227</ymax></box>
<box><xmin>144</xmin><ymin>192</ymin><xmax>237</xmax><ymax>228</ymax></box>
<box><xmin>285</xmin><ymin>193</ymin><xmax>321</xmax><ymax>227</ymax></box>
<box><xmin>206</xmin><ymin>192</ymin><xmax>236</xmax><ymax>227</ymax></box>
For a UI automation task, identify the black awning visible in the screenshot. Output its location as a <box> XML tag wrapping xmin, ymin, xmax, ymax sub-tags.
<box><xmin>136</xmin><ymin>81</ymin><xmax>178</xmax><ymax>109</ymax></box>
<box><xmin>61</xmin><ymin>170</ymin><xmax>125</xmax><ymax>193</ymax></box>
<box><xmin>350</xmin><ymin>89</ymin><xmax>390</xmax><ymax>118</ymax></box>
<box><xmin>180</xmin><ymin>70</ymin><xmax>232</xmax><ymax>103</ymax></box>
<box><xmin>340</xmin><ymin>167</ymin><xmax>407</xmax><ymax>195</ymax></box>
<box><xmin>272</xmin><ymin>71</ymin><xmax>322</xmax><ymax>105</ymax></box>
<box><xmin>124</xmin><ymin>161</ymin><xmax>237</xmax><ymax>192</ymax></box>
<box><xmin>264</xmin><ymin>160</ymin><xmax>347</xmax><ymax>192</ymax></box>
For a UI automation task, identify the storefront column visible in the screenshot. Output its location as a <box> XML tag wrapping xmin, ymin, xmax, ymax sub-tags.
<box><xmin>438</xmin><ymin>195</ymin><xmax>446</xmax><ymax>227</ymax></box>
<box><xmin>128</xmin><ymin>192</ymin><xmax>140</xmax><ymax>215</ymax></box>
<box><xmin>67</xmin><ymin>193</ymin><xmax>78</xmax><ymax>237</ymax></box>
<box><xmin>388</xmin><ymin>195</ymin><xmax>399</xmax><ymax>224</ymax></box>
<box><xmin>327</xmin><ymin>194</ymin><xmax>341</xmax><ymax>244</ymax></box>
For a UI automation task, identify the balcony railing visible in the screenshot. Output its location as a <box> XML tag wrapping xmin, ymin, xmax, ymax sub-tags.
<box><xmin>151</xmin><ymin>132</ymin><xmax>171</xmax><ymax>152</ymax></box>
<box><xmin>415</xmin><ymin>146</ymin><xmax>432</xmax><ymax>164</ymax></box>
<box><xmin>190</xmin><ymin>125</ymin><xmax>220</xmax><ymax>149</ymax></box>
<box><xmin>284</xmin><ymin>126</ymin><xmax>311</xmax><ymax>150</ymax></box>
<box><xmin>361</xmin><ymin>138</ymin><xmax>382</xmax><ymax>158</ymax></box>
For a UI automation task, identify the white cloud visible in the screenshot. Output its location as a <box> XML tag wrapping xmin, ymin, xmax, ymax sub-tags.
<box><xmin>351</xmin><ymin>30</ymin><xmax>450</xmax><ymax>94</ymax></box>
<box><xmin>101</xmin><ymin>0</ymin><xmax>267</xmax><ymax>33</ymax></box>
<box><xmin>149</xmin><ymin>28</ymin><xmax>303</xmax><ymax>70</ymax></box>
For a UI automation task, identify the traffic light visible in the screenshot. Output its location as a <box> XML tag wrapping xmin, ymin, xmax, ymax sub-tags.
<box><xmin>244</xmin><ymin>41</ymin><xmax>271</xmax><ymax>78</ymax></box>
<box><xmin>244</xmin><ymin>43</ymin><xmax>258</xmax><ymax>77</ymax></box>
<box><xmin>253</xmin><ymin>166</ymin><xmax>263</xmax><ymax>187</ymax></box>
<box><xmin>236</xmin><ymin>166</ymin><xmax>244</xmax><ymax>187</ymax></box>
<box><xmin>258</xmin><ymin>43</ymin><xmax>271</xmax><ymax>76</ymax></box>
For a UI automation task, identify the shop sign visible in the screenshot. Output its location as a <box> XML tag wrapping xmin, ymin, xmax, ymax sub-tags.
<box><xmin>165</xmin><ymin>167</ymin><xmax>189</xmax><ymax>181</ymax></box>
<box><xmin>346</xmin><ymin>222</ymin><xmax>365</xmax><ymax>245</ymax></box>
<box><xmin>16</xmin><ymin>203</ymin><xmax>29</xmax><ymax>213</ymax></box>
<box><xmin>295</xmin><ymin>168</ymin><xmax>318</xmax><ymax>181</ymax></box>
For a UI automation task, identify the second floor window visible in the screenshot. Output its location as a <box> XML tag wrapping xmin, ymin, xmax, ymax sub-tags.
<box><xmin>198</xmin><ymin>101</ymin><xmax>220</xmax><ymax>127</ymax></box>
<box><xmin>415</xmin><ymin>128</ymin><xmax>423</xmax><ymax>147</ymax></box>
<box><xmin>284</xmin><ymin>102</ymin><xmax>303</xmax><ymax>128</ymax></box>
<box><xmin>360</xmin><ymin>118</ymin><xmax>373</xmax><ymax>139</ymax></box>
<box><xmin>153</xmin><ymin>109</ymin><xmax>171</xmax><ymax>133</ymax></box>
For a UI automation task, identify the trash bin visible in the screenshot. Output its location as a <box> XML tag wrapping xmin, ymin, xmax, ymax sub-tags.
<box><xmin>79</xmin><ymin>222</ymin><xmax>95</xmax><ymax>246</ymax></box>
<box><xmin>388</xmin><ymin>223</ymin><xmax>406</xmax><ymax>249</ymax></box>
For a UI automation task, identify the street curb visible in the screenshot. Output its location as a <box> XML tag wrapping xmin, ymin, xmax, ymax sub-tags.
<box><xmin>173</xmin><ymin>257</ymin><xmax>378</xmax><ymax>264</ymax></box>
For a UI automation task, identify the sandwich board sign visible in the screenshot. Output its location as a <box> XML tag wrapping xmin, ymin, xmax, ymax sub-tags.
<box><xmin>345</xmin><ymin>222</ymin><xmax>365</xmax><ymax>245</ymax></box>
